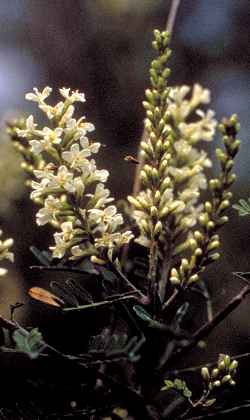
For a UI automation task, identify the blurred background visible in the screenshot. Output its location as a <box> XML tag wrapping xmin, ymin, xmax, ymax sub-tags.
<box><xmin>0</xmin><ymin>0</ymin><xmax>250</xmax><ymax>380</ymax></box>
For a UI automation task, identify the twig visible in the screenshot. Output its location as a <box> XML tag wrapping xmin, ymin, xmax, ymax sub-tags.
<box><xmin>160</xmin><ymin>285</ymin><xmax>250</xmax><ymax>372</ymax></box>
<box><xmin>111</xmin><ymin>261</ymin><xmax>149</xmax><ymax>304</ymax></box>
<box><xmin>191</xmin><ymin>285</ymin><xmax>250</xmax><ymax>344</ymax></box>
<box><xmin>63</xmin><ymin>294</ymin><xmax>137</xmax><ymax>312</ymax></box>
<box><xmin>196</xmin><ymin>281</ymin><xmax>213</xmax><ymax>322</ymax></box>
<box><xmin>185</xmin><ymin>403</ymin><xmax>250</xmax><ymax>419</ymax></box>
<box><xmin>166</xmin><ymin>0</ymin><xmax>181</xmax><ymax>37</ymax></box>
<box><xmin>132</xmin><ymin>0</ymin><xmax>182</xmax><ymax>197</ymax></box>
<box><xmin>166</xmin><ymin>351</ymin><xmax>250</xmax><ymax>376</ymax></box>
<box><xmin>30</xmin><ymin>265</ymin><xmax>95</xmax><ymax>275</ymax></box>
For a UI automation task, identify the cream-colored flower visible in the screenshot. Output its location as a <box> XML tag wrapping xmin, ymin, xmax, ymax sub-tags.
<box><xmin>50</xmin><ymin>233</ymin><xmax>68</xmax><ymax>259</ymax></box>
<box><xmin>48</xmin><ymin>166</ymin><xmax>74</xmax><ymax>192</ymax></box>
<box><xmin>59</xmin><ymin>87</ymin><xmax>86</xmax><ymax>103</ymax></box>
<box><xmin>25</xmin><ymin>86</ymin><xmax>52</xmax><ymax>103</ymax></box>
<box><xmin>30</xmin><ymin>178</ymin><xmax>50</xmax><ymax>199</ymax></box>
<box><xmin>62</xmin><ymin>143</ymin><xmax>90</xmax><ymax>168</ymax></box>
<box><xmin>80</xmin><ymin>137</ymin><xmax>100</xmax><ymax>154</ymax></box>
<box><xmin>36</xmin><ymin>195</ymin><xmax>61</xmax><ymax>225</ymax></box>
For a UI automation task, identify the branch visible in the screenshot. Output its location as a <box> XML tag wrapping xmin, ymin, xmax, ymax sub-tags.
<box><xmin>166</xmin><ymin>351</ymin><xmax>250</xmax><ymax>376</ymax></box>
<box><xmin>191</xmin><ymin>285</ymin><xmax>250</xmax><ymax>344</ymax></box>
<box><xmin>161</xmin><ymin>285</ymin><xmax>250</xmax><ymax>372</ymax></box>
<box><xmin>186</xmin><ymin>403</ymin><xmax>250</xmax><ymax>419</ymax></box>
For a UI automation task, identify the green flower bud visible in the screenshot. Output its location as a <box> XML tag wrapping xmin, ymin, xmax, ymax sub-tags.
<box><xmin>218</xmin><ymin>361</ymin><xmax>226</xmax><ymax>371</ymax></box>
<box><xmin>194</xmin><ymin>247</ymin><xmax>203</xmax><ymax>257</ymax></box>
<box><xmin>127</xmin><ymin>196</ymin><xmax>143</xmax><ymax>210</ymax></box>
<box><xmin>221</xmin><ymin>375</ymin><xmax>231</xmax><ymax>384</ymax></box>
<box><xmin>213</xmin><ymin>380</ymin><xmax>221</xmax><ymax>388</ymax></box>
<box><xmin>154</xmin><ymin>221</ymin><xmax>163</xmax><ymax>238</ymax></box>
<box><xmin>194</xmin><ymin>231</ymin><xmax>203</xmax><ymax>242</ymax></box>
<box><xmin>188</xmin><ymin>238</ymin><xmax>197</xmax><ymax>250</ymax></box>
<box><xmin>149</xmin><ymin>132</ymin><xmax>157</xmax><ymax>144</ymax></box>
<box><xmin>142</xmin><ymin>101</ymin><xmax>153</xmax><ymax>111</ymax></box>
<box><xmin>140</xmin><ymin>170</ymin><xmax>149</xmax><ymax>186</ymax></box>
<box><xmin>223</xmin><ymin>355</ymin><xmax>231</xmax><ymax>367</ymax></box>
<box><xmin>207</xmin><ymin>240</ymin><xmax>220</xmax><ymax>251</ymax></box>
<box><xmin>207</xmin><ymin>221</ymin><xmax>215</xmax><ymax>231</ymax></box>
<box><xmin>145</xmin><ymin>89</ymin><xmax>154</xmax><ymax>102</ymax></box>
<box><xmin>152</xmin><ymin>167</ymin><xmax>159</xmax><ymax>185</ymax></box>
<box><xmin>187</xmin><ymin>274</ymin><xmax>199</xmax><ymax>285</ymax></box>
<box><xmin>150</xmin><ymin>206</ymin><xmax>158</xmax><ymax>221</ymax></box>
<box><xmin>201</xmin><ymin>367</ymin><xmax>210</xmax><ymax>381</ymax></box>
<box><xmin>211</xmin><ymin>368</ymin><xmax>219</xmax><ymax>379</ymax></box>
<box><xmin>218</xmin><ymin>200</ymin><xmax>230</xmax><ymax>212</ymax></box>
<box><xmin>159</xmin><ymin>206</ymin><xmax>169</xmax><ymax>218</ymax></box>
<box><xmin>229</xmin><ymin>360</ymin><xmax>238</xmax><ymax>371</ymax></box>
<box><xmin>205</xmin><ymin>201</ymin><xmax>212</xmax><ymax>213</ymax></box>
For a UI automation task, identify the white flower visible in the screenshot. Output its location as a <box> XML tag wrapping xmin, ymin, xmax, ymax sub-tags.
<box><xmin>48</xmin><ymin>166</ymin><xmax>74</xmax><ymax>192</ymax></box>
<box><xmin>62</xmin><ymin>143</ymin><xmax>90</xmax><ymax>168</ymax></box>
<box><xmin>72</xmin><ymin>177</ymin><xmax>85</xmax><ymax>196</ymax></box>
<box><xmin>25</xmin><ymin>86</ymin><xmax>52</xmax><ymax>103</ymax></box>
<box><xmin>93</xmin><ymin>169</ymin><xmax>109</xmax><ymax>183</ymax></box>
<box><xmin>169</xmin><ymin>85</ymin><xmax>190</xmax><ymax>104</ymax></box>
<box><xmin>59</xmin><ymin>87</ymin><xmax>71</xmax><ymax>99</ymax></box>
<box><xmin>59</xmin><ymin>105</ymin><xmax>75</xmax><ymax>125</ymax></box>
<box><xmin>88</xmin><ymin>205</ymin><xmax>124</xmax><ymax>234</ymax></box>
<box><xmin>39</xmin><ymin>101</ymin><xmax>64</xmax><ymax>120</ymax></box>
<box><xmin>36</xmin><ymin>195</ymin><xmax>61</xmax><ymax>225</ymax></box>
<box><xmin>59</xmin><ymin>87</ymin><xmax>86</xmax><ymax>103</ymax></box>
<box><xmin>29</xmin><ymin>140</ymin><xmax>44</xmax><ymax>155</ymax></box>
<box><xmin>95</xmin><ymin>230</ymin><xmax>134</xmax><ymax>249</ymax></box>
<box><xmin>17</xmin><ymin>115</ymin><xmax>41</xmax><ymax>138</ymax></box>
<box><xmin>190</xmin><ymin>84</ymin><xmax>210</xmax><ymax>108</ymax></box>
<box><xmin>78</xmin><ymin>121</ymin><xmax>95</xmax><ymax>135</ymax></box>
<box><xmin>87</xmin><ymin>183</ymin><xmax>114</xmax><ymax>208</ymax></box>
<box><xmin>31</xmin><ymin>178</ymin><xmax>50</xmax><ymax>199</ymax></box>
<box><xmin>43</xmin><ymin>127</ymin><xmax>63</xmax><ymax>144</ymax></box>
<box><xmin>80</xmin><ymin>137</ymin><xmax>100</xmax><ymax>154</ymax></box>
<box><xmin>50</xmin><ymin>233</ymin><xmax>68</xmax><ymax>259</ymax></box>
<box><xmin>61</xmin><ymin>221</ymin><xmax>74</xmax><ymax>241</ymax></box>
<box><xmin>179</xmin><ymin>109</ymin><xmax>216</xmax><ymax>143</ymax></box>
<box><xmin>34</xmin><ymin>164</ymin><xmax>55</xmax><ymax>180</ymax></box>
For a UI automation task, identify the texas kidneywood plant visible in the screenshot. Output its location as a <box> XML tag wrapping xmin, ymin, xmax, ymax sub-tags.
<box><xmin>2</xmin><ymin>30</ymin><xmax>246</xmax><ymax>419</ymax></box>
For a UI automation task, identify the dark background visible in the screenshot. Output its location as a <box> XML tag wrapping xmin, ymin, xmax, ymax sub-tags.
<box><xmin>0</xmin><ymin>0</ymin><xmax>250</xmax><ymax>384</ymax></box>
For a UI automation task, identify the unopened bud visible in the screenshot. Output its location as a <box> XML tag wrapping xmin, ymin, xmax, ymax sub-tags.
<box><xmin>90</xmin><ymin>256</ymin><xmax>106</xmax><ymax>265</ymax></box>
<box><xmin>201</xmin><ymin>367</ymin><xmax>210</xmax><ymax>381</ymax></box>
<box><xmin>221</xmin><ymin>375</ymin><xmax>231</xmax><ymax>384</ymax></box>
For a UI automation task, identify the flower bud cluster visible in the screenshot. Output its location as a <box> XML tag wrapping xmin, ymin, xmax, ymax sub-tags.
<box><xmin>128</xmin><ymin>30</ymin><xmax>240</xmax><ymax>297</ymax></box>
<box><xmin>128</xmin><ymin>30</ymin><xmax>217</xmax><ymax>250</ymax></box>
<box><xmin>201</xmin><ymin>354</ymin><xmax>238</xmax><ymax>391</ymax></box>
<box><xmin>0</xmin><ymin>229</ymin><xmax>14</xmax><ymax>276</ymax></box>
<box><xmin>14</xmin><ymin>87</ymin><xmax>133</xmax><ymax>260</ymax></box>
<box><xmin>169</xmin><ymin>115</ymin><xmax>240</xmax><ymax>287</ymax></box>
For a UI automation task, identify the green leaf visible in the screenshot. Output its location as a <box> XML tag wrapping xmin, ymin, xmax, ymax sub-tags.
<box><xmin>203</xmin><ymin>398</ymin><xmax>216</xmax><ymax>407</ymax></box>
<box><xmin>162</xmin><ymin>378</ymin><xmax>192</xmax><ymax>399</ymax></box>
<box><xmin>174</xmin><ymin>379</ymin><xmax>184</xmax><ymax>390</ymax></box>
<box><xmin>233</xmin><ymin>198</ymin><xmax>250</xmax><ymax>216</ymax></box>
<box><xmin>161</xmin><ymin>379</ymin><xmax>174</xmax><ymax>391</ymax></box>
<box><xmin>133</xmin><ymin>305</ymin><xmax>152</xmax><ymax>322</ymax></box>
<box><xmin>183</xmin><ymin>386</ymin><xmax>192</xmax><ymax>399</ymax></box>
<box><xmin>13</xmin><ymin>328</ymin><xmax>44</xmax><ymax>359</ymax></box>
